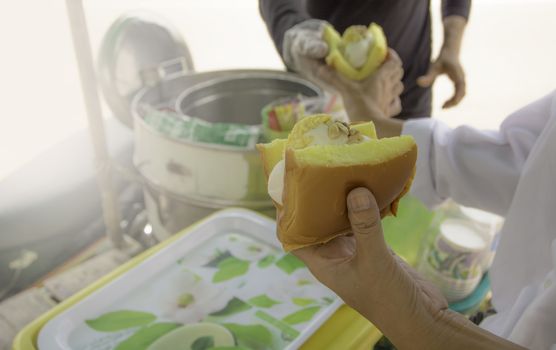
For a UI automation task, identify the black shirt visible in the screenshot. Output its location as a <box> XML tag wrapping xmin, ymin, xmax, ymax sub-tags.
<box><xmin>259</xmin><ymin>0</ymin><xmax>471</xmax><ymax>119</ymax></box>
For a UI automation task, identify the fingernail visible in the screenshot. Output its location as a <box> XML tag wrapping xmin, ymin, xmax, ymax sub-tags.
<box><xmin>348</xmin><ymin>190</ymin><xmax>372</xmax><ymax>212</ymax></box>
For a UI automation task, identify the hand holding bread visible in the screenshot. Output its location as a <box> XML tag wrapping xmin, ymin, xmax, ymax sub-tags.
<box><xmin>257</xmin><ymin>114</ymin><xmax>417</xmax><ymax>251</ymax></box>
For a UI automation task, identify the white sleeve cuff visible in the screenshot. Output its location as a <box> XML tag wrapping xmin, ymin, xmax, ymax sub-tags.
<box><xmin>402</xmin><ymin>118</ymin><xmax>445</xmax><ymax>208</ymax></box>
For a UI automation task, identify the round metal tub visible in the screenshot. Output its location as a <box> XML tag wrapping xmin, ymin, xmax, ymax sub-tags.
<box><xmin>175</xmin><ymin>72</ymin><xmax>321</xmax><ymax>125</ymax></box>
<box><xmin>132</xmin><ymin>70</ymin><xmax>321</xmax><ymax>238</ymax></box>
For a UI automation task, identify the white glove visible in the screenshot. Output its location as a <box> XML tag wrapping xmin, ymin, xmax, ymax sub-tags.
<box><xmin>282</xmin><ymin>19</ymin><xmax>329</xmax><ymax>73</ymax></box>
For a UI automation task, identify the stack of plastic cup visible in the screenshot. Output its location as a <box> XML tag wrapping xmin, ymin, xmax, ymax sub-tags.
<box><xmin>419</xmin><ymin>218</ymin><xmax>486</xmax><ymax>302</ymax></box>
<box><xmin>418</xmin><ymin>200</ymin><xmax>505</xmax><ymax>302</ymax></box>
<box><xmin>459</xmin><ymin>206</ymin><xmax>504</xmax><ymax>272</ymax></box>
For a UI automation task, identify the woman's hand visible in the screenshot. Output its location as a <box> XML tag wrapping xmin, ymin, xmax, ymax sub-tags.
<box><xmin>293</xmin><ymin>188</ymin><xmax>448</xmax><ymax>347</ymax></box>
<box><xmin>293</xmin><ymin>188</ymin><xmax>526</xmax><ymax>350</ymax></box>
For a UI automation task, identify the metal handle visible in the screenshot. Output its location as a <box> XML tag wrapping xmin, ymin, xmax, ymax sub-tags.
<box><xmin>140</xmin><ymin>57</ymin><xmax>191</xmax><ymax>87</ymax></box>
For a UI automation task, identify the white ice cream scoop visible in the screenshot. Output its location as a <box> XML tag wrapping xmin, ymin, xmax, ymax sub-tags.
<box><xmin>268</xmin><ymin>159</ymin><xmax>286</xmax><ymax>205</ymax></box>
<box><xmin>305</xmin><ymin>123</ymin><xmax>349</xmax><ymax>145</ymax></box>
<box><xmin>344</xmin><ymin>35</ymin><xmax>374</xmax><ymax>69</ymax></box>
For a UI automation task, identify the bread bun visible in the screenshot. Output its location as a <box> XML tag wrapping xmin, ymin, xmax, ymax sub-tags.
<box><xmin>257</xmin><ymin>115</ymin><xmax>416</xmax><ymax>251</ymax></box>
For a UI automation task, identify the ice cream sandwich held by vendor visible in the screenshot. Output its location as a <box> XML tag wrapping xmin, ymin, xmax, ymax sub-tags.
<box><xmin>257</xmin><ymin>114</ymin><xmax>417</xmax><ymax>251</ymax></box>
<box><xmin>324</xmin><ymin>23</ymin><xmax>388</xmax><ymax>80</ymax></box>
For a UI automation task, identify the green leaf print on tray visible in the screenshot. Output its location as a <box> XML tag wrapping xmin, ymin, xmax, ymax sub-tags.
<box><xmin>191</xmin><ymin>335</ymin><xmax>215</xmax><ymax>350</ymax></box>
<box><xmin>248</xmin><ymin>295</ymin><xmax>281</xmax><ymax>308</ymax></box>
<box><xmin>147</xmin><ymin>323</ymin><xmax>234</xmax><ymax>350</ymax></box>
<box><xmin>255</xmin><ymin>311</ymin><xmax>300</xmax><ymax>341</ymax></box>
<box><xmin>257</xmin><ymin>255</ymin><xmax>276</xmax><ymax>268</ymax></box>
<box><xmin>213</xmin><ymin>257</ymin><xmax>250</xmax><ymax>283</ymax></box>
<box><xmin>85</xmin><ymin>310</ymin><xmax>157</xmax><ymax>332</ymax></box>
<box><xmin>223</xmin><ymin>323</ymin><xmax>273</xmax><ymax>350</ymax></box>
<box><xmin>209</xmin><ymin>297</ymin><xmax>252</xmax><ymax>317</ymax></box>
<box><xmin>275</xmin><ymin>254</ymin><xmax>305</xmax><ymax>275</ymax></box>
<box><xmin>282</xmin><ymin>306</ymin><xmax>321</xmax><ymax>325</ymax></box>
<box><xmin>291</xmin><ymin>297</ymin><xmax>317</xmax><ymax>307</ymax></box>
<box><xmin>114</xmin><ymin>322</ymin><xmax>180</xmax><ymax>350</ymax></box>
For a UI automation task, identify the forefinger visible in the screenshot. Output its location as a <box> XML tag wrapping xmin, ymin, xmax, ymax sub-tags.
<box><xmin>378</xmin><ymin>49</ymin><xmax>403</xmax><ymax>78</ymax></box>
<box><xmin>386</xmin><ymin>48</ymin><xmax>402</xmax><ymax>67</ymax></box>
<box><xmin>443</xmin><ymin>80</ymin><xmax>466</xmax><ymax>108</ymax></box>
<box><xmin>298</xmin><ymin>32</ymin><xmax>329</xmax><ymax>59</ymax></box>
<box><xmin>293</xmin><ymin>235</ymin><xmax>356</xmax><ymax>262</ymax></box>
<box><xmin>292</xmin><ymin>245</ymin><xmax>319</xmax><ymax>265</ymax></box>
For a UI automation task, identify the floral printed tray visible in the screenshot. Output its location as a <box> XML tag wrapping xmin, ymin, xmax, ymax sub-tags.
<box><xmin>38</xmin><ymin>209</ymin><xmax>341</xmax><ymax>350</ymax></box>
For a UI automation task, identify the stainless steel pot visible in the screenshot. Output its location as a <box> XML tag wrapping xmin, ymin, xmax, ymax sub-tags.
<box><xmin>132</xmin><ymin>70</ymin><xmax>322</xmax><ymax>239</ymax></box>
<box><xmin>175</xmin><ymin>72</ymin><xmax>321</xmax><ymax>125</ymax></box>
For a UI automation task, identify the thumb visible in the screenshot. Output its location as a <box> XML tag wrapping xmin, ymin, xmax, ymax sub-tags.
<box><xmin>300</xmin><ymin>38</ymin><xmax>328</xmax><ymax>59</ymax></box>
<box><xmin>417</xmin><ymin>63</ymin><xmax>441</xmax><ymax>87</ymax></box>
<box><xmin>347</xmin><ymin>188</ymin><xmax>390</xmax><ymax>260</ymax></box>
<box><xmin>296</xmin><ymin>32</ymin><xmax>329</xmax><ymax>59</ymax></box>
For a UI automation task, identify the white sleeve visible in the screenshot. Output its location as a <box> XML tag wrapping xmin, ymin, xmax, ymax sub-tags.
<box><xmin>402</xmin><ymin>93</ymin><xmax>553</xmax><ymax>215</ymax></box>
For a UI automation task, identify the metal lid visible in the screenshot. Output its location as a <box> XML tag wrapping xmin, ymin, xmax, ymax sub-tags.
<box><xmin>97</xmin><ymin>11</ymin><xmax>194</xmax><ymax>127</ymax></box>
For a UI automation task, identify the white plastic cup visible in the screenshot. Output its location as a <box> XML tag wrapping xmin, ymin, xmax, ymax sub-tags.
<box><xmin>420</xmin><ymin>219</ymin><xmax>487</xmax><ymax>302</ymax></box>
<box><xmin>420</xmin><ymin>260</ymin><xmax>482</xmax><ymax>303</ymax></box>
<box><xmin>459</xmin><ymin>206</ymin><xmax>504</xmax><ymax>272</ymax></box>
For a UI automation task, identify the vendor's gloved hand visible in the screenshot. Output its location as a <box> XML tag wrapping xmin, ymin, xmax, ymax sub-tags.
<box><xmin>294</xmin><ymin>188</ymin><xmax>526</xmax><ymax>349</ymax></box>
<box><xmin>284</xmin><ymin>21</ymin><xmax>404</xmax><ymax>121</ymax></box>
<box><xmin>282</xmin><ymin>19</ymin><xmax>341</xmax><ymax>92</ymax></box>
<box><xmin>315</xmin><ymin>49</ymin><xmax>405</xmax><ymax>121</ymax></box>
<box><xmin>283</xmin><ymin>19</ymin><xmax>329</xmax><ymax>73</ymax></box>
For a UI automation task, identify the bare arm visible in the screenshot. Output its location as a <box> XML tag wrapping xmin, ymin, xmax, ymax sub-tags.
<box><xmin>417</xmin><ymin>0</ymin><xmax>469</xmax><ymax>108</ymax></box>
<box><xmin>442</xmin><ymin>15</ymin><xmax>467</xmax><ymax>58</ymax></box>
<box><xmin>295</xmin><ymin>188</ymin><xmax>526</xmax><ymax>350</ymax></box>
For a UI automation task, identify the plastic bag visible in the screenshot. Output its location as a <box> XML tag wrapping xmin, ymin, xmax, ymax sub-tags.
<box><xmin>141</xmin><ymin>105</ymin><xmax>261</xmax><ymax>149</ymax></box>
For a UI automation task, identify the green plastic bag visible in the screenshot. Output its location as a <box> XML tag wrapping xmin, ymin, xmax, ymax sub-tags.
<box><xmin>142</xmin><ymin>105</ymin><xmax>261</xmax><ymax>149</ymax></box>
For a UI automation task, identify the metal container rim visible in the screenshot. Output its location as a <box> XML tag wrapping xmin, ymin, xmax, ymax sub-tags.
<box><xmin>131</xmin><ymin>70</ymin><xmax>321</xmax><ymax>153</ymax></box>
<box><xmin>174</xmin><ymin>71</ymin><xmax>322</xmax><ymax>116</ymax></box>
